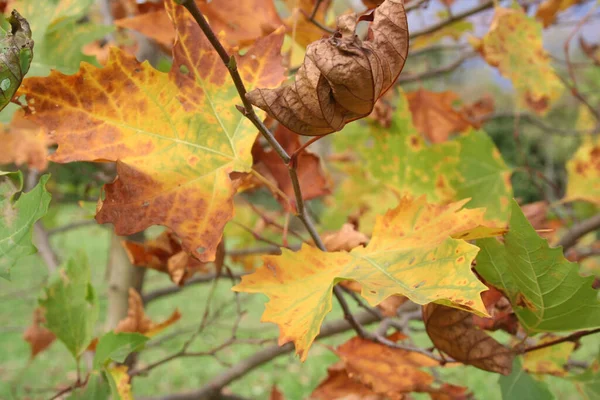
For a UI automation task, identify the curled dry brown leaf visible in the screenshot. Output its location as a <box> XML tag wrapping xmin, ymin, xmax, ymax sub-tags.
<box><xmin>323</xmin><ymin>223</ymin><xmax>369</xmax><ymax>252</ymax></box>
<box><xmin>116</xmin><ymin>288</ymin><xmax>181</xmax><ymax>337</ymax></box>
<box><xmin>247</xmin><ymin>0</ymin><xmax>409</xmax><ymax>136</ymax></box>
<box><xmin>423</xmin><ymin>303</ymin><xmax>514</xmax><ymax>375</ymax></box>
<box><xmin>23</xmin><ymin>307</ymin><xmax>56</xmax><ymax>358</ymax></box>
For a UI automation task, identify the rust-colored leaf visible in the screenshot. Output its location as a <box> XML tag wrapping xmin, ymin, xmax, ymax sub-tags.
<box><xmin>122</xmin><ymin>231</ymin><xmax>224</xmax><ymax>286</ymax></box>
<box><xmin>423</xmin><ymin>303</ymin><xmax>514</xmax><ymax>375</ymax></box>
<box><xmin>116</xmin><ymin>288</ymin><xmax>181</xmax><ymax>337</ymax></box>
<box><xmin>535</xmin><ymin>0</ymin><xmax>583</xmax><ymax>27</ymax></box>
<box><xmin>116</xmin><ymin>0</ymin><xmax>283</xmax><ymax>48</ymax></box>
<box><xmin>428</xmin><ymin>384</ymin><xmax>471</xmax><ymax>400</ymax></box>
<box><xmin>323</xmin><ymin>223</ymin><xmax>368</xmax><ymax>252</ymax></box>
<box><xmin>336</xmin><ymin>333</ymin><xmax>438</xmax><ymax>398</ymax></box>
<box><xmin>251</xmin><ymin>124</ymin><xmax>331</xmax><ymax>211</ymax></box>
<box><xmin>269</xmin><ymin>385</ymin><xmax>286</xmax><ymax>400</ymax></box>
<box><xmin>472</xmin><ymin>286</ymin><xmax>518</xmax><ymax>334</ymax></box>
<box><xmin>311</xmin><ymin>363</ymin><xmax>385</xmax><ymax>400</ymax></box>
<box><xmin>0</xmin><ymin>111</ymin><xmax>53</xmax><ymax>171</ymax></box>
<box><xmin>247</xmin><ymin>0</ymin><xmax>409</xmax><ymax>136</ymax></box>
<box><xmin>459</xmin><ymin>95</ymin><xmax>495</xmax><ymax>129</ymax></box>
<box><xmin>580</xmin><ymin>37</ymin><xmax>600</xmax><ymax>66</ymax></box>
<box><xmin>406</xmin><ymin>89</ymin><xmax>472</xmax><ymax>143</ymax></box>
<box><xmin>23</xmin><ymin>307</ymin><xmax>56</xmax><ymax>358</ymax></box>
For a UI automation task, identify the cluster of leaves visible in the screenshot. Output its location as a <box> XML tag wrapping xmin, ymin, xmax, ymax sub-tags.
<box><xmin>2</xmin><ymin>0</ymin><xmax>600</xmax><ymax>399</ymax></box>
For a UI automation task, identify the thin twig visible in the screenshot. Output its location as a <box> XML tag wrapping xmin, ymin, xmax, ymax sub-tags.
<box><xmin>477</xmin><ymin>112</ymin><xmax>600</xmax><ymax>136</ymax></box>
<box><xmin>557</xmin><ymin>213</ymin><xmax>600</xmax><ymax>252</ymax></box>
<box><xmin>522</xmin><ymin>328</ymin><xmax>600</xmax><ymax>354</ymax></box>
<box><xmin>398</xmin><ymin>52</ymin><xmax>475</xmax><ymax>84</ymax></box>
<box><xmin>47</xmin><ymin>220</ymin><xmax>99</xmax><ymax>236</ymax></box>
<box><xmin>410</xmin><ymin>0</ymin><xmax>494</xmax><ymax>39</ymax></box>
<box><xmin>303</xmin><ymin>0</ymin><xmax>335</xmax><ymax>34</ymax></box>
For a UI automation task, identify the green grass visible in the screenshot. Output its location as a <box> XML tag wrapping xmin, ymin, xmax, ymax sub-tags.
<box><xmin>1</xmin><ymin>205</ymin><xmax>599</xmax><ymax>399</ymax></box>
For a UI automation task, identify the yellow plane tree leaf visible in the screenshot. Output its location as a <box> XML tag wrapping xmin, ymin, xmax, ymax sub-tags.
<box><xmin>564</xmin><ymin>136</ymin><xmax>600</xmax><ymax>205</ymax></box>
<box><xmin>233</xmin><ymin>196</ymin><xmax>496</xmax><ymax>360</ymax></box>
<box><xmin>523</xmin><ymin>336</ymin><xmax>575</xmax><ymax>376</ymax></box>
<box><xmin>471</xmin><ymin>6</ymin><xmax>562</xmax><ymax>114</ymax></box>
<box><xmin>17</xmin><ymin>1</ymin><xmax>285</xmax><ymax>262</ymax></box>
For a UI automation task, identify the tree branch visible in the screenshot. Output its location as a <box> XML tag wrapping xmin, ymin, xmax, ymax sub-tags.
<box><xmin>410</xmin><ymin>0</ymin><xmax>494</xmax><ymax>39</ymax></box>
<box><xmin>522</xmin><ymin>328</ymin><xmax>600</xmax><ymax>354</ymax></box>
<box><xmin>557</xmin><ymin>213</ymin><xmax>600</xmax><ymax>252</ymax></box>
<box><xmin>140</xmin><ymin>310</ymin><xmax>380</xmax><ymax>400</ymax></box>
<box><xmin>476</xmin><ymin>112</ymin><xmax>600</xmax><ymax>136</ymax></box>
<box><xmin>398</xmin><ymin>52</ymin><xmax>474</xmax><ymax>84</ymax></box>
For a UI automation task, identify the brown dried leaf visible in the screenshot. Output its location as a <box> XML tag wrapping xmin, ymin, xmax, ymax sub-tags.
<box><xmin>269</xmin><ymin>385</ymin><xmax>286</xmax><ymax>400</ymax></box>
<box><xmin>122</xmin><ymin>231</ymin><xmax>224</xmax><ymax>286</ymax></box>
<box><xmin>23</xmin><ymin>307</ymin><xmax>56</xmax><ymax>358</ymax></box>
<box><xmin>251</xmin><ymin>124</ymin><xmax>331</xmax><ymax>211</ymax></box>
<box><xmin>311</xmin><ymin>363</ymin><xmax>385</xmax><ymax>400</ymax></box>
<box><xmin>406</xmin><ymin>89</ymin><xmax>472</xmax><ymax>143</ymax></box>
<box><xmin>336</xmin><ymin>333</ymin><xmax>438</xmax><ymax>398</ymax></box>
<box><xmin>323</xmin><ymin>223</ymin><xmax>368</xmax><ymax>252</ymax></box>
<box><xmin>115</xmin><ymin>288</ymin><xmax>181</xmax><ymax>337</ymax></box>
<box><xmin>580</xmin><ymin>37</ymin><xmax>600</xmax><ymax>66</ymax></box>
<box><xmin>428</xmin><ymin>383</ymin><xmax>471</xmax><ymax>400</ymax></box>
<box><xmin>423</xmin><ymin>303</ymin><xmax>514</xmax><ymax>375</ymax></box>
<box><xmin>472</xmin><ymin>286</ymin><xmax>518</xmax><ymax>334</ymax></box>
<box><xmin>247</xmin><ymin>0</ymin><xmax>409</xmax><ymax>136</ymax></box>
<box><xmin>460</xmin><ymin>95</ymin><xmax>495</xmax><ymax>129</ymax></box>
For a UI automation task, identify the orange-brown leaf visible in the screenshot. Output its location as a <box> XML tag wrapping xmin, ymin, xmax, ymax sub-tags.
<box><xmin>535</xmin><ymin>0</ymin><xmax>583</xmax><ymax>27</ymax></box>
<box><xmin>336</xmin><ymin>333</ymin><xmax>438</xmax><ymax>398</ymax></box>
<box><xmin>116</xmin><ymin>288</ymin><xmax>181</xmax><ymax>337</ymax></box>
<box><xmin>406</xmin><ymin>89</ymin><xmax>472</xmax><ymax>143</ymax></box>
<box><xmin>322</xmin><ymin>223</ymin><xmax>368</xmax><ymax>252</ymax></box>
<box><xmin>0</xmin><ymin>111</ymin><xmax>53</xmax><ymax>171</ymax></box>
<box><xmin>459</xmin><ymin>95</ymin><xmax>495</xmax><ymax>129</ymax></box>
<box><xmin>247</xmin><ymin>0</ymin><xmax>409</xmax><ymax>135</ymax></box>
<box><xmin>423</xmin><ymin>303</ymin><xmax>514</xmax><ymax>375</ymax></box>
<box><xmin>428</xmin><ymin>383</ymin><xmax>471</xmax><ymax>400</ymax></box>
<box><xmin>472</xmin><ymin>286</ymin><xmax>518</xmax><ymax>334</ymax></box>
<box><xmin>311</xmin><ymin>363</ymin><xmax>385</xmax><ymax>400</ymax></box>
<box><xmin>23</xmin><ymin>307</ymin><xmax>56</xmax><ymax>358</ymax></box>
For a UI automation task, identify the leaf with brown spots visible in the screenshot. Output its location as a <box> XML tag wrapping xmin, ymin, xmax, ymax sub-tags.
<box><xmin>251</xmin><ymin>124</ymin><xmax>331</xmax><ymax>212</ymax></box>
<box><xmin>115</xmin><ymin>288</ymin><xmax>181</xmax><ymax>337</ymax></box>
<box><xmin>115</xmin><ymin>0</ymin><xmax>283</xmax><ymax>48</ymax></box>
<box><xmin>247</xmin><ymin>0</ymin><xmax>409</xmax><ymax>136</ymax></box>
<box><xmin>106</xmin><ymin>365</ymin><xmax>133</xmax><ymax>400</ymax></box>
<box><xmin>234</xmin><ymin>196</ymin><xmax>500</xmax><ymax>360</ymax></box>
<box><xmin>423</xmin><ymin>303</ymin><xmax>514</xmax><ymax>375</ymax></box>
<box><xmin>122</xmin><ymin>231</ymin><xmax>224</xmax><ymax>286</ymax></box>
<box><xmin>17</xmin><ymin>1</ymin><xmax>286</xmax><ymax>262</ymax></box>
<box><xmin>523</xmin><ymin>335</ymin><xmax>575</xmax><ymax>376</ymax></box>
<box><xmin>335</xmin><ymin>333</ymin><xmax>438</xmax><ymax>398</ymax></box>
<box><xmin>23</xmin><ymin>307</ymin><xmax>56</xmax><ymax>358</ymax></box>
<box><xmin>564</xmin><ymin>136</ymin><xmax>600</xmax><ymax>205</ymax></box>
<box><xmin>406</xmin><ymin>89</ymin><xmax>472</xmax><ymax>143</ymax></box>
<box><xmin>471</xmin><ymin>6</ymin><xmax>562</xmax><ymax>114</ymax></box>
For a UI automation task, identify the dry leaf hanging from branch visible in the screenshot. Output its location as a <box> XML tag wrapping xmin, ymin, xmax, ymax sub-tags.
<box><xmin>246</xmin><ymin>0</ymin><xmax>409</xmax><ymax>136</ymax></box>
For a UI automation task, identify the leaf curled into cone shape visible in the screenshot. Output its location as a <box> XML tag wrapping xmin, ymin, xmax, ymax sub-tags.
<box><xmin>233</xmin><ymin>196</ymin><xmax>500</xmax><ymax>361</ymax></box>
<box><xmin>423</xmin><ymin>303</ymin><xmax>514</xmax><ymax>375</ymax></box>
<box><xmin>115</xmin><ymin>288</ymin><xmax>181</xmax><ymax>337</ymax></box>
<box><xmin>246</xmin><ymin>0</ymin><xmax>409</xmax><ymax>136</ymax></box>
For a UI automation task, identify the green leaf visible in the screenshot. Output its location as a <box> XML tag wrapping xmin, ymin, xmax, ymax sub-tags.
<box><xmin>452</xmin><ymin>130</ymin><xmax>512</xmax><ymax>223</ymax></box>
<box><xmin>66</xmin><ymin>371</ymin><xmax>110</xmax><ymax>400</ymax></box>
<box><xmin>39</xmin><ymin>252</ymin><xmax>98</xmax><ymax>359</ymax></box>
<box><xmin>93</xmin><ymin>332</ymin><xmax>148</xmax><ymax>369</ymax></box>
<box><xmin>10</xmin><ymin>0</ymin><xmax>112</xmax><ymax>77</ymax></box>
<box><xmin>0</xmin><ymin>10</ymin><xmax>33</xmax><ymax>111</ymax></box>
<box><xmin>476</xmin><ymin>200</ymin><xmax>600</xmax><ymax>334</ymax></box>
<box><xmin>0</xmin><ymin>171</ymin><xmax>51</xmax><ymax>280</ymax></box>
<box><xmin>499</xmin><ymin>358</ymin><xmax>554</xmax><ymax>400</ymax></box>
<box><xmin>570</xmin><ymin>359</ymin><xmax>600</xmax><ymax>399</ymax></box>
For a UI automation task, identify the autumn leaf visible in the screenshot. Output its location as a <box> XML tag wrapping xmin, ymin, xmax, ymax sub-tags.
<box><xmin>311</xmin><ymin>363</ymin><xmax>385</xmax><ymax>400</ymax></box>
<box><xmin>116</xmin><ymin>0</ymin><xmax>283</xmax><ymax>48</ymax></box>
<box><xmin>17</xmin><ymin>1</ymin><xmax>286</xmax><ymax>262</ymax></box>
<box><xmin>535</xmin><ymin>0</ymin><xmax>583</xmax><ymax>27</ymax></box>
<box><xmin>106</xmin><ymin>365</ymin><xmax>133</xmax><ymax>400</ymax></box>
<box><xmin>523</xmin><ymin>336</ymin><xmax>574</xmax><ymax>376</ymax></box>
<box><xmin>411</xmin><ymin>19</ymin><xmax>473</xmax><ymax>50</ymax></box>
<box><xmin>476</xmin><ymin>200</ymin><xmax>600</xmax><ymax>334</ymax></box>
<box><xmin>459</xmin><ymin>95</ymin><xmax>495</xmax><ymax>128</ymax></box>
<box><xmin>269</xmin><ymin>385</ymin><xmax>285</xmax><ymax>400</ymax></box>
<box><xmin>251</xmin><ymin>124</ymin><xmax>331</xmax><ymax>211</ymax></box>
<box><xmin>472</xmin><ymin>286</ymin><xmax>518</xmax><ymax>334</ymax></box>
<box><xmin>116</xmin><ymin>288</ymin><xmax>181</xmax><ymax>337</ymax></box>
<box><xmin>0</xmin><ymin>10</ymin><xmax>33</xmax><ymax>111</ymax></box>
<box><xmin>0</xmin><ymin>110</ymin><xmax>53</xmax><ymax>170</ymax></box>
<box><xmin>23</xmin><ymin>307</ymin><xmax>56</xmax><ymax>358</ymax></box>
<box><xmin>39</xmin><ymin>252</ymin><xmax>98</xmax><ymax>359</ymax></box>
<box><xmin>423</xmin><ymin>303</ymin><xmax>514</xmax><ymax>375</ymax></box>
<box><xmin>499</xmin><ymin>358</ymin><xmax>554</xmax><ymax>399</ymax></box>
<box><xmin>0</xmin><ymin>171</ymin><xmax>50</xmax><ymax>279</ymax></box>
<box><xmin>122</xmin><ymin>231</ymin><xmax>224</xmax><ymax>286</ymax></box>
<box><xmin>335</xmin><ymin>333</ymin><xmax>438</xmax><ymax>397</ymax></box>
<box><xmin>284</xmin><ymin>0</ymin><xmax>332</xmax><ymax>48</ymax></box>
<box><xmin>564</xmin><ymin>135</ymin><xmax>600</xmax><ymax>205</ymax></box>
<box><xmin>406</xmin><ymin>89</ymin><xmax>472</xmax><ymax>143</ymax></box>
<box><xmin>247</xmin><ymin>0</ymin><xmax>409</xmax><ymax>135</ymax></box>
<box><xmin>471</xmin><ymin>6</ymin><xmax>562</xmax><ymax>114</ymax></box>
<box><xmin>233</xmin><ymin>196</ymin><xmax>497</xmax><ymax>360</ymax></box>
<box><xmin>9</xmin><ymin>0</ymin><xmax>112</xmax><ymax>77</ymax></box>
<box><xmin>322</xmin><ymin>223</ymin><xmax>368</xmax><ymax>252</ymax></box>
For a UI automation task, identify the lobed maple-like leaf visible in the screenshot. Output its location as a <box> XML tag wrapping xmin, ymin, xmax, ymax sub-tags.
<box><xmin>247</xmin><ymin>0</ymin><xmax>409</xmax><ymax>136</ymax></box>
<box><xmin>116</xmin><ymin>0</ymin><xmax>283</xmax><ymax>48</ymax></box>
<box><xmin>564</xmin><ymin>135</ymin><xmax>600</xmax><ymax>205</ymax></box>
<box><xmin>0</xmin><ymin>10</ymin><xmax>33</xmax><ymax>112</ymax></box>
<box><xmin>471</xmin><ymin>6</ymin><xmax>562</xmax><ymax>114</ymax></box>
<box><xmin>233</xmin><ymin>196</ymin><xmax>500</xmax><ymax>360</ymax></box>
<box><xmin>0</xmin><ymin>171</ymin><xmax>50</xmax><ymax>279</ymax></box>
<box><xmin>423</xmin><ymin>303</ymin><xmax>514</xmax><ymax>375</ymax></box>
<box><xmin>18</xmin><ymin>1</ymin><xmax>286</xmax><ymax>262</ymax></box>
<box><xmin>476</xmin><ymin>200</ymin><xmax>600</xmax><ymax>334</ymax></box>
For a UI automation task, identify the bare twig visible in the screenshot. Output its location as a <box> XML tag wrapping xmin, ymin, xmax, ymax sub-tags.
<box><xmin>47</xmin><ymin>220</ymin><xmax>99</xmax><ymax>236</ymax></box>
<box><xmin>557</xmin><ymin>213</ymin><xmax>600</xmax><ymax>252</ymax></box>
<box><xmin>140</xmin><ymin>310</ymin><xmax>380</xmax><ymax>400</ymax></box>
<box><xmin>410</xmin><ymin>0</ymin><xmax>494</xmax><ymax>39</ymax></box>
<box><xmin>303</xmin><ymin>0</ymin><xmax>334</xmax><ymax>34</ymax></box>
<box><xmin>34</xmin><ymin>223</ymin><xmax>59</xmax><ymax>273</ymax></box>
<box><xmin>522</xmin><ymin>328</ymin><xmax>600</xmax><ymax>354</ymax></box>
<box><xmin>477</xmin><ymin>112</ymin><xmax>600</xmax><ymax>136</ymax></box>
<box><xmin>398</xmin><ymin>52</ymin><xmax>475</xmax><ymax>84</ymax></box>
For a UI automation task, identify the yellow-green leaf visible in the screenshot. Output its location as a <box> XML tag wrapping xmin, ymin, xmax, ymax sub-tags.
<box><xmin>17</xmin><ymin>1</ymin><xmax>285</xmax><ymax>262</ymax></box>
<box><xmin>233</xmin><ymin>196</ymin><xmax>496</xmax><ymax>360</ymax></box>
<box><xmin>564</xmin><ymin>136</ymin><xmax>600</xmax><ymax>205</ymax></box>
